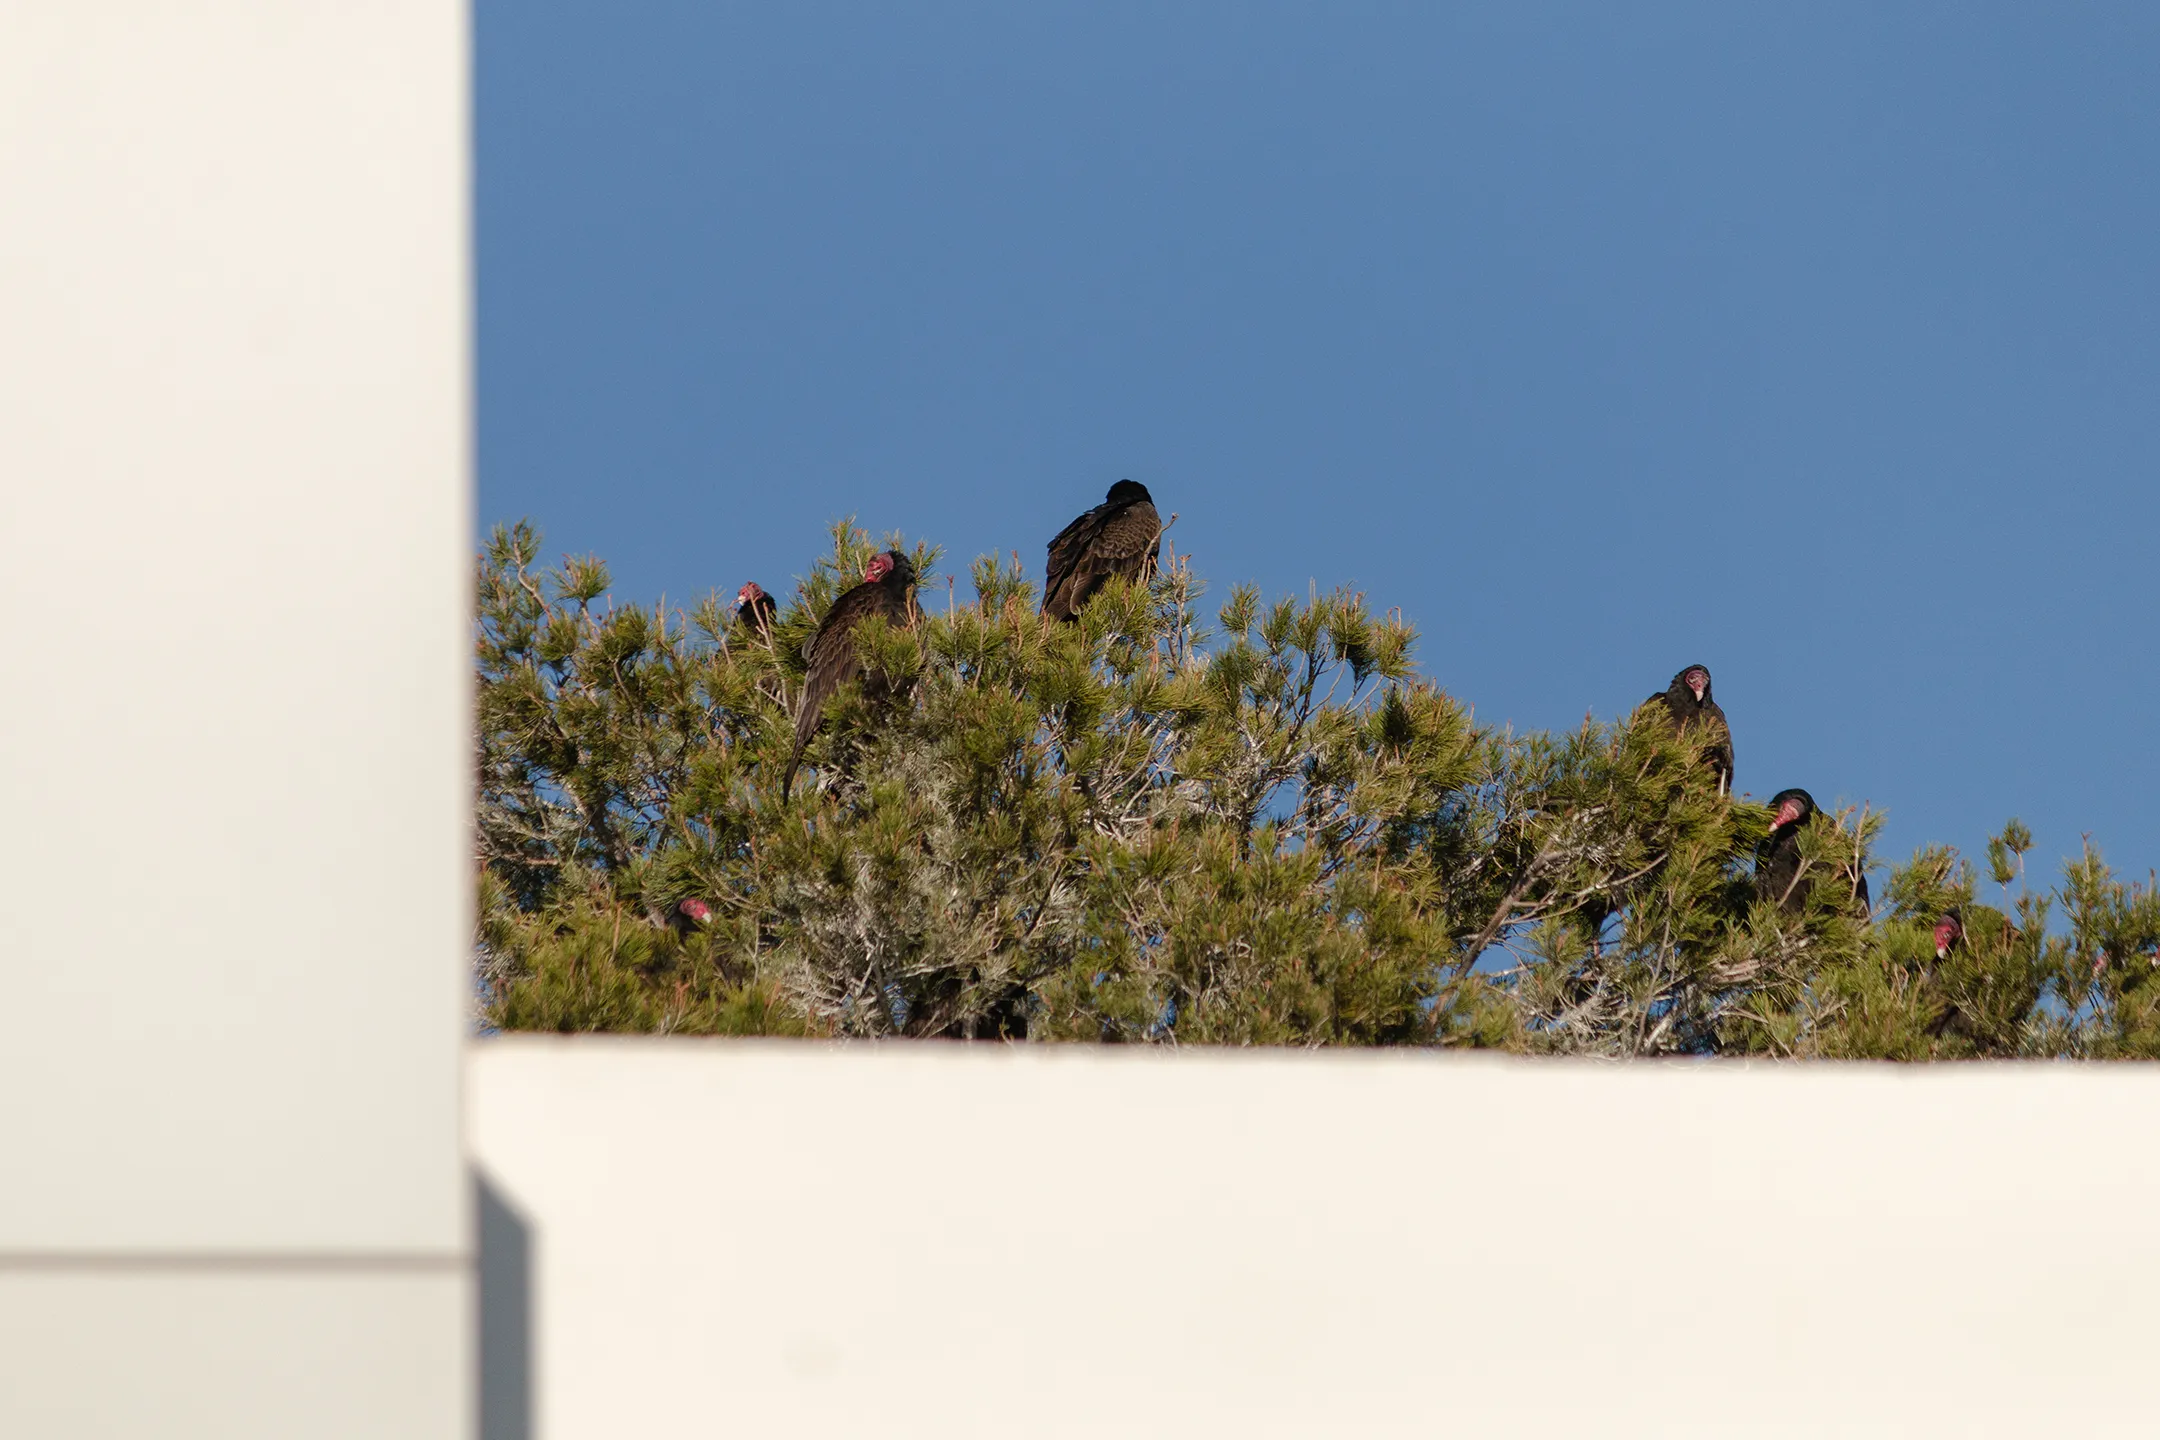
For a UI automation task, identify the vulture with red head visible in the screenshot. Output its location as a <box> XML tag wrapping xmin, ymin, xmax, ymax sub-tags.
<box><xmin>781</xmin><ymin>549</ymin><xmax>917</xmax><ymax>801</ymax></box>
<box><xmin>670</xmin><ymin>897</ymin><xmax>713</xmax><ymax>939</ymax></box>
<box><xmin>1642</xmin><ymin>663</ymin><xmax>1733</xmax><ymax>793</ymax></box>
<box><xmin>735</xmin><ymin>580</ymin><xmax>778</xmax><ymax>635</ymax></box>
<box><xmin>1932</xmin><ymin>908</ymin><xmax>1965</xmax><ymax>962</ymax></box>
<box><xmin>1042</xmin><ymin>480</ymin><xmax>1162</xmax><ymax>622</ymax></box>
<box><xmin>1755</xmin><ymin>788</ymin><xmax>1871</xmax><ymax>915</ymax></box>
<box><xmin>1923</xmin><ymin>907</ymin><xmax>1971</xmax><ymax>1040</ymax></box>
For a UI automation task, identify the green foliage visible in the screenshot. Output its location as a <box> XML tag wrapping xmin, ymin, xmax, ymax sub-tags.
<box><xmin>475</xmin><ymin>519</ymin><xmax>2160</xmax><ymax>1057</ymax></box>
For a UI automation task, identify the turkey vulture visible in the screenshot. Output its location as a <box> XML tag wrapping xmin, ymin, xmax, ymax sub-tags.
<box><xmin>1922</xmin><ymin>908</ymin><xmax>1972</xmax><ymax>1040</ymax></box>
<box><xmin>781</xmin><ymin>549</ymin><xmax>917</xmax><ymax>801</ymax></box>
<box><xmin>1755</xmin><ymin>788</ymin><xmax>1871</xmax><ymax>914</ymax></box>
<box><xmin>1755</xmin><ymin>789</ymin><xmax>1815</xmax><ymax>911</ymax></box>
<box><xmin>1642</xmin><ymin>663</ymin><xmax>1733</xmax><ymax>793</ymax></box>
<box><xmin>735</xmin><ymin>580</ymin><xmax>778</xmax><ymax>634</ymax></box>
<box><xmin>1933</xmin><ymin>908</ymin><xmax>1965</xmax><ymax>961</ymax></box>
<box><xmin>1042</xmin><ymin>479</ymin><xmax>1162</xmax><ymax>622</ymax></box>
<box><xmin>670</xmin><ymin>897</ymin><xmax>713</xmax><ymax>938</ymax></box>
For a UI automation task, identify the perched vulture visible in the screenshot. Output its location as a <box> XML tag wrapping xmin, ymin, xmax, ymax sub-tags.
<box><xmin>670</xmin><ymin>897</ymin><xmax>713</xmax><ymax>938</ymax></box>
<box><xmin>1755</xmin><ymin>788</ymin><xmax>1871</xmax><ymax>915</ymax></box>
<box><xmin>1933</xmin><ymin>908</ymin><xmax>1965</xmax><ymax>961</ymax></box>
<box><xmin>735</xmin><ymin>580</ymin><xmax>778</xmax><ymax>634</ymax></box>
<box><xmin>1042</xmin><ymin>479</ymin><xmax>1162</xmax><ymax>622</ymax></box>
<box><xmin>781</xmin><ymin>549</ymin><xmax>917</xmax><ymax>801</ymax></box>
<box><xmin>1923</xmin><ymin>907</ymin><xmax>1971</xmax><ymax>1040</ymax></box>
<box><xmin>1642</xmin><ymin>663</ymin><xmax>1733</xmax><ymax>793</ymax></box>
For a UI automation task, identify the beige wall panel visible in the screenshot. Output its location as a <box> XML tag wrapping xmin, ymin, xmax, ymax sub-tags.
<box><xmin>0</xmin><ymin>1268</ymin><xmax>468</xmax><ymax>1439</ymax></box>
<box><xmin>0</xmin><ymin>4</ymin><xmax>468</xmax><ymax>1251</ymax></box>
<box><xmin>471</xmin><ymin>1038</ymin><xmax>2160</xmax><ymax>1438</ymax></box>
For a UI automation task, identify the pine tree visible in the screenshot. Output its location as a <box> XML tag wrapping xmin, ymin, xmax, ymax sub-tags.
<box><xmin>474</xmin><ymin>519</ymin><xmax>2160</xmax><ymax>1057</ymax></box>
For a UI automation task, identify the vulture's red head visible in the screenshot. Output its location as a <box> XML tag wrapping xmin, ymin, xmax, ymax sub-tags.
<box><xmin>736</xmin><ymin>581</ymin><xmax>767</xmax><ymax>607</ymax></box>
<box><xmin>677</xmin><ymin>897</ymin><xmax>712</xmax><ymax>925</ymax></box>
<box><xmin>1933</xmin><ymin>909</ymin><xmax>1963</xmax><ymax>959</ymax></box>
<box><xmin>1683</xmin><ymin>666</ymin><xmax>1710</xmax><ymax>702</ymax></box>
<box><xmin>1768</xmin><ymin>788</ymin><xmax>1815</xmax><ymax>831</ymax></box>
<box><xmin>863</xmin><ymin>550</ymin><xmax>913</xmax><ymax>586</ymax></box>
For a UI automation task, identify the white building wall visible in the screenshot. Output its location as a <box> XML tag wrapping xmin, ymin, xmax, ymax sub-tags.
<box><xmin>471</xmin><ymin>1038</ymin><xmax>2160</xmax><ymax>1439</ymax></box>
<box><xmin>0</xmin><ymin>4</ymin><xmax>471</xmax><ymax>1434</ymax></box>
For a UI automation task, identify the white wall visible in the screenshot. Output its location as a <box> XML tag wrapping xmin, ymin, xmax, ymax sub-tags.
<box><xmin>0</xmin><ymin>5</ymin><xmax>470</xmax><ymax>1434</ymax></box>
<box><xmin>471</xmin><ymin>1038</ymin><xmax>2160</xmax><ymax>1439</ymax></box>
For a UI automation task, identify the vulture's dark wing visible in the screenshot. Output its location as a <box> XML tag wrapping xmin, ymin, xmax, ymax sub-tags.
<box><xmin>783</xmin><ymin>580</ymin><xmax>881</xmax><ymax>798</ymax></box>
<box><xmin>1043</xmin><ymin>501</ymin><xmax>1112</xmax><ymax>620</ymax></box>
<box><xmin>1755</xmin><ymin>830</ymin><xmax>1806</xmax><ymax>912</ymax></box>
<box><xmin>1043</xmin><ymin>500</ymin><xmax>1161</xmax><ymax>621</ymax></box>
<box><xmin>1699</xmin><ymin>698</ymin><xmax>1735</xmax><ymax>790</ymax></box>
<box><xmin>738</xmin><ymin>593</ymin><xmax>777</xmax><ymax>631</ymax></box>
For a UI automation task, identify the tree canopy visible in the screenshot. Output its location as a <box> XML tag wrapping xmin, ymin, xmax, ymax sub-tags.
<box><xmin>475</xmin><ymin>519</ymin><xmax>2160</xmax><ymax>1057</ymax></box>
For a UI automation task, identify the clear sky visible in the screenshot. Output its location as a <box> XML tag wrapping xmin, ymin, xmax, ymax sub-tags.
<box><xmin>479</xmin><ymin>3</ymin><xmax>2160</xmax><ymax>890</ymax></box>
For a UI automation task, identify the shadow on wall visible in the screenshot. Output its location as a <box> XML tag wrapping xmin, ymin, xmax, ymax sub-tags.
<box><xmin>477</xmin><ymin>1170</ymin><xmax>533</xmax><ymax>1440</ymax></box>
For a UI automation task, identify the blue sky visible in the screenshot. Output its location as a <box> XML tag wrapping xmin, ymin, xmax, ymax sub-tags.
<box><xmin>479</xmin><ymin>2</ymin><xmax>2160</xmax><ymax>890</ymax></box>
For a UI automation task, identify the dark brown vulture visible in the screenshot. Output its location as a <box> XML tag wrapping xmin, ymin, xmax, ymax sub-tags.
<box><xmin>1755</xmin><ymin>788</ymin><xmax>1871</xmax><ymax>915</ymax></box>
<box><xmin>1932</xmin><ymin>908</ymin><xmax>1965</xmax><ymax>961</ymax></box>
<box><xmin>670</xmin><ymin>897</ymin><xmax>713</xmax><ymax>938</ymax></box>
<box><xmin>1042</xmin><ymin>479</ymin><xmax>1162</xmax><ymax>622</ymax></box>
<box><xmin>735</xmin><ymin>580</ymin><xmax>778</xmax><ymax>634</ymax></box>
<box><xmin>781</xmin><ymin>549</ymin><xmax>917</xmax><ymax>801</ymax></box>
<box><xmin>1642</xmin><ymin>663</ymin><xmax>1733</xmax><ymax>793</ymax></box>
<box><xmin>1923</xmin><ymin>908</ymin><xmax>1969</xmax><ymax>1040</ymax></box>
